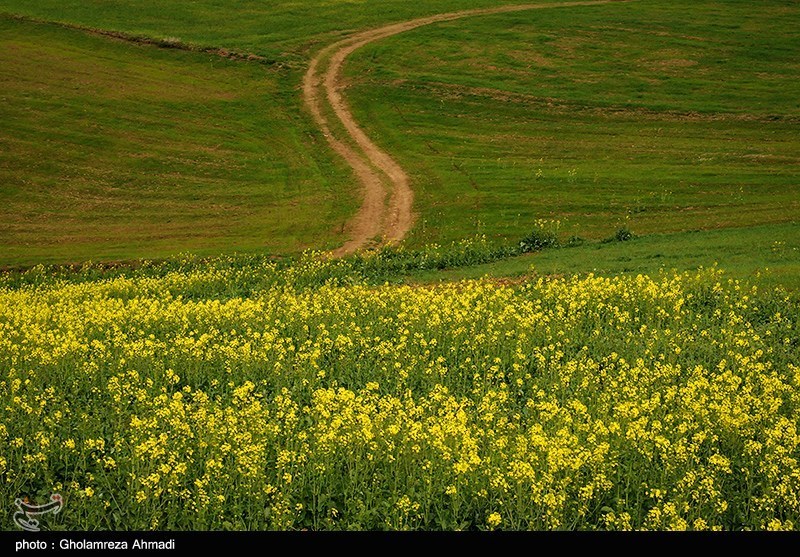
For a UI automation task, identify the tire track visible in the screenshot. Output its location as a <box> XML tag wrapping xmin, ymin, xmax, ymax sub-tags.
<box><xmin>304</xmin><ymin>1</ymin><xmax>633</xmax><ymax>256</ymax></box>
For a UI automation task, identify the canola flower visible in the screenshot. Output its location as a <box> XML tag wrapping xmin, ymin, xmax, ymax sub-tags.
<box><xmin>0</xmin><ymin>257</ymin><xmax>798</xmax><ymax>530</ymax></box>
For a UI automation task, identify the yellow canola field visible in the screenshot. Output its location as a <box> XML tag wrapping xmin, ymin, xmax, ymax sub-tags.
<box><xmin>1</xmin><ymin>266</ymin><xmax>798</xmax><ymax>530</ymax></box>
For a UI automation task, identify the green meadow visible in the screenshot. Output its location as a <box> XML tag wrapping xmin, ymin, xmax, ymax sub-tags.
<box><xmin>0</xmin><ymin>0</ymin><xmax>797</xmax><ymax>284</ymax></box>
<box><xmin>0</xmin><ymin>1</ymin><xmax>541</xmax><ymax>59</ymax></box>
<box><xmin>0</xmin><ymin>16</ymin><xmax>356</xmax><ymax>266</ymax></box>
<box><xmin>344</xmin><ymin>0</ymin><xmax>799</xmax><ymax>246</ymax></box>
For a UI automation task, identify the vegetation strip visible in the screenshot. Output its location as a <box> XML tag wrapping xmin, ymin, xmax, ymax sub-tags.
<box><xmin>0</xmin><ymin>12</ymin><xmax>269</xmax><ymax>63</ymax></box>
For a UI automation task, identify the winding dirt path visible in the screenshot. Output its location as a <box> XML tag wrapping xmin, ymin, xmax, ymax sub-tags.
<box><xmin>304</xmin><ymin>0</ymin><xmax>632</xmax><ymax>256</ymax></box>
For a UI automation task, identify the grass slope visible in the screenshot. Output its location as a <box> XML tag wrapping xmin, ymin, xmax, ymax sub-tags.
<box><xmin>344</xmin><ymin>0</ymin><xmax>800</xmax><ymax>244</ymax></box>
<box><xmin>0</xmin><ymin>1</ymin><xmax>549</xmax><ymax>63</ymax></box>
<box><xmin>0</xmin><ymin>0</ymin><xmax>797</xmax><ymax>286</ymax></box>
<box><xmin>0</xmin><ymin>17</ymin><xmax>355</xmax><ymax>266</ymax></box>
<box><xmin>0</xmin><ymin>1</ymin><xmax>562</xmax><ymax>267</ymax></box>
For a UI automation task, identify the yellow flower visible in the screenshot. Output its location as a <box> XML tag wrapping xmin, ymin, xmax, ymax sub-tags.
<box><xmin>487</xmin><ymin>512</ymin><xmax>502</xmax><ymax>529</ymax></box>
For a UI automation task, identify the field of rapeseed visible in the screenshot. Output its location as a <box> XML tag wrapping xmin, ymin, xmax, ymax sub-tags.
<box><xmin>1</xmin><ymin>252</ymin><xmax>798</xmax><ymax>530</ymax></box>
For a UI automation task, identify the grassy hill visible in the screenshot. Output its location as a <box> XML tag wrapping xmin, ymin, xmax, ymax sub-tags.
<box><xmin>344</xmin><ymin>0</ymin><xmax>799</xmax><ymax>245</ymax></box>
<box><xmin>0</xmin><ymin>1</ymin><xmax>539</xmax><ymax>60</ymax></box>
<box><xmin>0</xmin><ymin>16</ymin><xmax>359</xmax><ymax>265</ymax></box>
<box><xmin>0</xmin><ymin>0</ymin><xmax>796</xmax><ymax>288</ymax></box>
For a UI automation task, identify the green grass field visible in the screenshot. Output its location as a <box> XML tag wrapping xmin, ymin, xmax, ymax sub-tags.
<box><xmin>0</xmin><ymin>1</ymin><xmax>537</xmax><ymax>60</ymax></box>
<box><xmin>345</xmin><ymin>0</ymin><xmax>799</xmax><ymax>245</ymax></box>
<box><xmin>0</xmin><ymin>0</ymin><xmax>797</xmax><ymax>284</ymax></box>
<box><xmin>0</xmin><ymin>0</ymin><xmax>528</xmax><ymax>266</ymax></box>
<box><xmin>0</xmin><ymin>16</ymin><xmax>358</xmax><ymax>266</ymax></box>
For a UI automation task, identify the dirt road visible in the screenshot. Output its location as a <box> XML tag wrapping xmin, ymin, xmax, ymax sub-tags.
<box><xmin>303</xmin><ymin>1</ymin><xmax>631</xmax><ymax>256</ymax></box>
